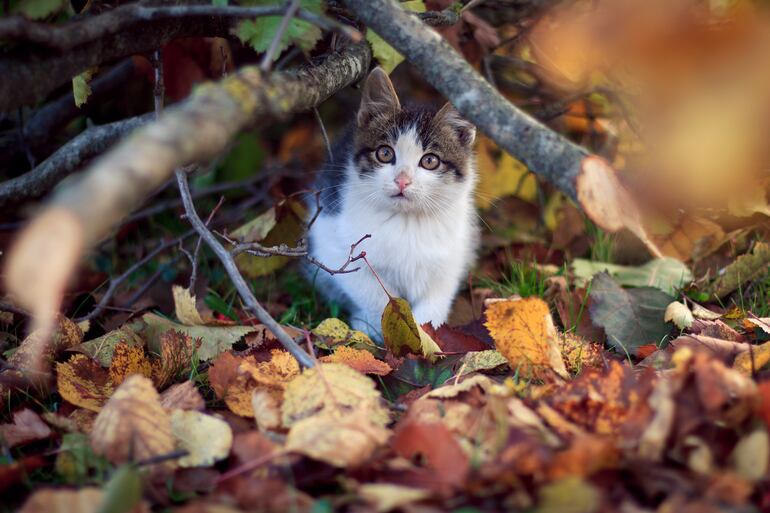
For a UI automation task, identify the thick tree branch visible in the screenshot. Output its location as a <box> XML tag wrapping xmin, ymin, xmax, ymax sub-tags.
<box><xmin>4</xmin><ymin>42</ymin><xmax>371</xmax><ymax>344</ymax></box>
<box><xmin>0</xmin><ymin>4</ymin><xmax>360</xmax><ymax>112</ymax></box>
<box><xmin>341</xmin><ymin>0</ymin><xmax>660</xmax><ymax>256</ymax></box>
<box><xmin>0</xmin><ymin>114</ymin><xmax>151</xmax><ymax>208</ymax></box>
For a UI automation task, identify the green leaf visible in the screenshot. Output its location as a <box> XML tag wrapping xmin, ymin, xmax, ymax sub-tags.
<box><xmin>367</xmin><ymin>1</ymin><xmax>425</xmax><ymax>74</ymax></box>
<box><xmin>73</xmin><ymin>67</ymin><xmax>97</xmax><ymax>108</ymax></box>
<box><xmin>55</xmin><ymin>433</ymin><xmax>107</xmax><ymax>485</ymax></box>
<box><xmin>381</xmin><ymin>297</ymin><xmax>440</xmax><ymax>360</ymax></box>
<box><xmin>537</xmin><ymin>477</ymin><xmax>601</xmax><ymax>513</ymax></box>
<box><xmin>131</xmin><ymin>313</ymin><xmax>257</xmax><ymax>362</ymax></box>
<box><xmin>572</xmin><ymin>257</ymin><xmax>692</xmax><ymax>295</ymax></box>
<box><xmin>236</xmin><ymin>0</ymin><xmax>324</xmax><ymax>59</ymax></box>
<box><xmin>14</xmin><ymin>0</ymin><xmax>65</xmax><ymax>19</ymax></box>
<box><xmin>212</xmin><ymin>0</ymin><xmax>228</xmax><ymax>5</ymax></box>
<box><xmin>97</xmin><ymin>465</ymin><xmax>142</xmax><ymax>513</ymax></box>
<box><xmin>589</xmin><ymin>272</ymin><xmax>673</xmax><ymax>356</ymax></box>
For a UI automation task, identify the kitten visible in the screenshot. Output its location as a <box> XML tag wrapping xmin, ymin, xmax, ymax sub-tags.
<box><xmin>306</xmin><ymin>67</ymin><xmax>478</xmax><ymax>336</ymax></box>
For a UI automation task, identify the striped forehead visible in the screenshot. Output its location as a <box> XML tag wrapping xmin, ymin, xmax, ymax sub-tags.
<box><xmin>393</xmin><ymin>125</ymin><xmax>424</xmax><ymax>166</ymax></box>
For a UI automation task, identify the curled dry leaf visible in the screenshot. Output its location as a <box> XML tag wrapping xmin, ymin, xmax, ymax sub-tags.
<box><xmin>733</xmin><ymin>341</ymin><xmax>770</xmax><ymax>375</ymax></box>
<box><xmin>151</xmin><ymin>330</ymin><xmax>199</xmax><ymax>389</ymax></box>
<box><xmin>160</xmin><ymin>381</ymin><xmax>205</xmax><ymax>411</ymax></box>
<box><xmin>485</xmin><ymin>297</ymin><xmax>569</xmax><ymax>379</ymax></box>
<box><xmin>0</xmin><ymin>409</ymin><xmax>52</xmax><ymax>447</ymax></box>
<box><xmin>0</xmin><ymin>315</ymin><xmax>83</xmax><ymax>409</ymax></box>
<box><xmin>382</xmin><ymin>297</ymin><xmax>441</xmax><ymax>360</ymax></box>
<box><xmin>170</xmin><ymin>409</ymin><xmax>233</xmax><ymax>468</ymax></box>
<box><xmin>56</xmin><ymin>354</ymin><xmax>114</xmax><ymax>412</ymax></box>
<box><xmin>90</xmin><ymin>375</ymin><xmax>175</xmax><ymax>467</ymax></box>
<box><xmin>285</xmin><ymin>407</ymin><xmax>390</xmax><ymax>467</ymax></box>
<box><xmin>172</xmin><ymin>285</ymin><xmax>206</xmax><ymax>326</ymax></box>
<box><xmin>73</xmin><ymin>326</ymin><xmax>145</xmax><ymax>366</ymax></box>
<box><xmin>320</xmin><ymin>346</ymin><xmax>392</xmax><ymax>375</ymax></box>
<box><xmin>282</xmin><ymin>363</ymin><xmax>389</xmax><ymax>428</ymax></box>
<box><xmin>665</xmin><ymin>301</ymin><xmax>694</xmax><ymax>330</ymax></box>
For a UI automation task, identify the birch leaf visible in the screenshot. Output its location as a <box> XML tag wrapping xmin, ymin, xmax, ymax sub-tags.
<box><xmin>170</xmin><ymin>410</ymin><xmax>233</xmax><ymax>468</ymax></box>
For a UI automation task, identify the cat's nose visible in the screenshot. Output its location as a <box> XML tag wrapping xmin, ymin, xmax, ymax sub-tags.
<box><xmin>394</xmin><ymin>171</ymin><xmax>412</xmax><ymax>192</ymax></box>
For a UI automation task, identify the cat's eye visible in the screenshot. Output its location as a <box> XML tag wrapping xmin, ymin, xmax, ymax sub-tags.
<box><xmin>419</xmin><ymin>153</ymin><xmax>440</xmax><ymax>170</ymax></box>
<box><xmin>375</xmin><ymin>145</ymin><xmax>395</xmax><ymax>163</ymax></box>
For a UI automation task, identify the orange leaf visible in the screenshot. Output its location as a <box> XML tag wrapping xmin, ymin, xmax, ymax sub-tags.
<box><xmin>320</xmin><ymin>346</ymin><xmax>391</xmax><ymax>376</ymax></box>
<box><xmin>109</xmin><ymin>343</ymin><xmax>152</xmax><ymax>386</ymax></box>
<box><xmin>56</xmin><ymin>354</ymin><xmax>114</xmax><ymax>412</ymax></box>
<box><xmin>484</xmin><ymin>298</ymin><xmax>569</xmax><ymax>379</ymax></box>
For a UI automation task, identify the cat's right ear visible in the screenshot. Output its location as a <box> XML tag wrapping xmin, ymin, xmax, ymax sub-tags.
<box><xmin>357</xmin><ymin>67</ymin><xmax>401</xmax><ymax>127</ymax></box>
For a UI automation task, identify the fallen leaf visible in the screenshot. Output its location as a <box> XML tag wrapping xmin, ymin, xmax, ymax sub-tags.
<box><xmin>456</xmin><ymin>349</ymin><xmax>509</xmax><ymax>376</ymax></box>
<box><xmin>651</xmin><ymin>214</ymin><xmax>726</xmax><ymax>262</ymax></box>
<box><xmin>108</xmin><ymin>343</ymin><xmax>152</xmax><ymax>386</ymax></box>
<box><xmin>358</xmin><ymin>483</ymin><xmax>431</xmax><ymax>513</ymax></box>
<box><xmin>665</xmin><ymin>301</ymin><xmax>694</xmax><ymax>330</ymax></box>
<box><xmin>159</xmin><ymin>381</ymin><xmax>205</xmax><ymax>411</ymax></box>
<box><xmin>484</xmin><ymin>297</ymin><xmax>569</xmax><ymax>379</ymax></box>
<box><xmin>708</xmin><ymin>242</ymin><xmax>770</xmax><ymax>299</ymax></box>
<box><xmin>392</xmin><ymin>420</ymin><xmax>469</xmax><ymax>493</ymax></box>
<box><xmin>134</xmin><ymin>313</ymin><xmax>255</xmax><ymax>362</ymax></box>
<box><xmin>733</xmin><ymin>342</ymin><xmax>770</xmax><ymax>375</ymax></box>
<box><xmin>573</xmin><ymin>257</ymin><xmax>692</xmax><ymax>295</ymax></box>
<box><xmin>0</xmin><ymin>409</ymin><xmax>52</xmax><ymax>447</ymax></box>
<box><xmin>251</xmin><ymin>389</ymin><xmax>281</xmax><ymax>431</ymax></box>
<box><xmin>90</xmin><ymin>375</ymin><xmax>175</xmax><ymax>467</ymax></box>
<box><xmin>285</xmin><ymin>408</ymin><xmax>390</xmax><ymax>467</ymax></box>
<box><xmin>560</xmin><ymin>332</ymin><xmax>605</xmax><ymax>375</ymax></box>
<box><xmin>382</xmin><ymin>297</ymin><xmax>440</xmax><ymax>360</ymax></box>
<box><xmin>73</xmin><ymin>326</ymin><xmax>145</xmax><ymax>367</ymax></box>
<box><xmin>691</xmin><ymin>302</ymin><xmax>723</xmax><ymax>320</ymax></box>
<box><xmin>99</xmin><ymin>465</ymin><xmax>142</xmax><ymax>513</ymax></box>
<box><xmin>18</xmin><ymin>487</ymin><xmax>148</xmax><ymax>513</ymax></box>
<box><xmin>312</xmin><ymin>317</ymin><xmax>375</xmax><ymax>349</ymax></box>
<box><xmin>745</xmin><ymin>317</ymin><xmax>770</xmax><ymax>335</ymax></box>
<box><xmin>475</xmin><ymin>136</ymin><xmax>535</xmax><ymax>209</ymax></box>
<box><xmin>282</xmin><ymin>363</ymin><xmax>389</xmax><ymax>428</ymax></box>
<box><xmin>208</xmin><ymin>351</ymin><xmax>241</xmax><ymax>400</ymax></box>
<box><xmin>170</xmin><ymin>410</ymin><xmax>233</xmax><ymax>468</ymax></box>
<box><xmin>537</xmin><ymin>477</ymin><xmax>601</xmax><ymax>513</ymax></box>
<box><xmin>56</xmin><ymin>354</ymin><xmax>114</xmax><ymax>412</ymax></box>
<box><xmin>151</xmin><ymin>330</ymin><xmax>199</xmax><ymax>389</ymax></box>
<box><xmin>320</xmin><ymin>346</ymin><xmax>392</xmax><ymax>375</ymax></box>
<box><xmin>172</xmin><ymin>285</ymin><xmax>206</xmax><ymax>326</ymax></box>
<box><xmin>730</xmin><ymin>428</ymin><xmax>769</xmax><ymax>481</ymax></box>
<box><xmin>589</xmin><ymin>272</ymin><xmax>672</xmax><ymax>356</ymax></box>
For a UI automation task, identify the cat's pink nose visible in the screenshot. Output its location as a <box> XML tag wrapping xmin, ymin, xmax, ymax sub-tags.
<box><xmin>394</xmin><ymin>172</ymin><xmax>412</xmax><ymax>192</ymax></box>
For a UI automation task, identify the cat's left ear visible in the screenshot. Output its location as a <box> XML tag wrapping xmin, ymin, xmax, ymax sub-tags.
<box><xmin>436</xmin><ymin>103</ymin><xmax>476</xmax><ymax>147</ymax></box>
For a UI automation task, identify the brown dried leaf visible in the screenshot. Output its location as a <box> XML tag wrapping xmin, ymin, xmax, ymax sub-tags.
<box><xmin>160</xmin><ymin>381</ymin><xmax>205</xmax><ymax>411</ymax></box>
<box><xmin>733</xmin><ymin>341</ymin><xmax>770</xmax><ymax>375</ymax></box>
<box><xmin>485</xmin><ymin>298</ymin><xmax>569</xmax><ymax>379</ymax></box>
<box><xmin>172</xmin><ymin>285</ymin><xmax>206</xmax><ymax>326</ymax></box>
<box><xmin>151</xmin><ymin>330</ymin><xmax>199</xmax><ymax>389</ymax></box>
<box><xmin>286</xmin><ymin>408</ymin><xmax>390</xmax><ymax>467</ymax></box>
<box><xmin>56</xmin><ymin>354</ymin><xmax>114</xmax><ymax>412</ymax></box>
<box><xmin>0</xmin><ymin>409</ymin><xmax>52</xmax><ymax>447</ymax></box>
<box><xmin>90</xmin><ymin>375</ymin><xmax>175</xmax><ymax>466</ymax></box>
<box><xmin>320</xmin><ymin>346</ymin><xmax>392</xmax><ymax>375</ymax></box>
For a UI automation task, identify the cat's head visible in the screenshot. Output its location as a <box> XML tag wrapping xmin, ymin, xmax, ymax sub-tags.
<box><xmin>351</xmin><ymin>67</ymin><xmax>476</xmax><ymax>215</ymax></box>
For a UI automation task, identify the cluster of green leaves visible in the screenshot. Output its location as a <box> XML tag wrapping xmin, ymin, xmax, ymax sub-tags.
<box><xmin>235</xmin><ymin>0</ymin><xmax>324</xmax><ymax>60</ymax></box>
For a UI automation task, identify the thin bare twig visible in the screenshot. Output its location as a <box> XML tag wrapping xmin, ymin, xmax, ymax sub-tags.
<box><xmin>260</xmin><ymin>0</ymin><xmax>302</xmax><ymax>71</ymax></box>
<box><xmin>314</xmin><ymin>108</ymin><xmax>334</xmax><ymax>163</ymax></box>
<box><xmin>174</xmin><ymin>169</ymin><xmax>315</xmax><ymax>368</ymax></box>
<box><xmin>188</xmin><ymin>196</ymin><xmax>225</xmax><ymax>291</ymax></box>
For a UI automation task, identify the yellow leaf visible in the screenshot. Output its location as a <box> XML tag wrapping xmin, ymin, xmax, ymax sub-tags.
<box><xmin>282</xmin><ymin>363</ymin><xmax>389</xmax><ymax>428</ymax></box>
<box><xmin>313</xmin><ymin>318</ymin><xmax>376</xmax><ymax>349</ymax></box>
<box><xmin>108</xmin><ymin>343</ymin><xmax>152</xmax><ymax>386</ymax></box>
<box><xmin>19</xmin><ymin>487</ymin><xmax>148</xmax><ymax>513</ymax></box>
<box><xmin>251</xmin><ymin>389</ymin><xmax>281</xmax><ymax>431</ymax></box>
<box><xmin>475</xmin><ymin>136</ymin><xmax>534</xmax><ymax>209</ymax></box>
<box><xmin>664</xmin><ymin>301</ymin><xmax>694</xmax><ymax>330</ymax></box>
<box><xmin>320</xmin><ymin>346</ymin><xmax>392</xmax><ymax>375</ymax></box>
<box><xmin>90</xmin><ymin>375</ymin><xmax>175</xmax><ymax>467</ymax></box>
<box><xmin>285</xmin><ymin>408</ymin><xmax>389</xmax><ymax>467</ymax></box>
<box><xmin>484</xmin><ymin>298</ymin><xmax>569</xmax><ymax>379</ymax></box>
<box><xmin>170</xmin><ymin>409</ymin><xmax>233</xmax><ymax>468</ymax></box>
<box><xmin>172</xmin><ymin>285</ymin><xmax>206</xmax><ymax>326</ymax></box>
<box><xmin>727</xmin><ymin>184</ymin><xmax>770</xmax><ymax>217</ymax></box>
<box><xmin>733</xmin><ymin>341</ymin><xmax>770</xmax><ymax>375</ymax></box>
<box><xmin>56</xmin><ymin>354</ymin><xmax>114</xmax><ymax>412</ymax></box>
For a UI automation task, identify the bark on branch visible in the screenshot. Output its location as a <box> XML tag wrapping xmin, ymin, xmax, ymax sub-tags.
<box><xmin>0</xmin><ymin>4</ymin><xmax>358</xmax><ymax>111</ymax></box>
<box><xmin>341</xmin><ymin>0</ymin><xmax>660</xmax><ymax>256</ymax></box>
<box><xmin>4</xmin><ymin>42</ymin><xmax>371</xmax><ymax>338</ymax></box>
